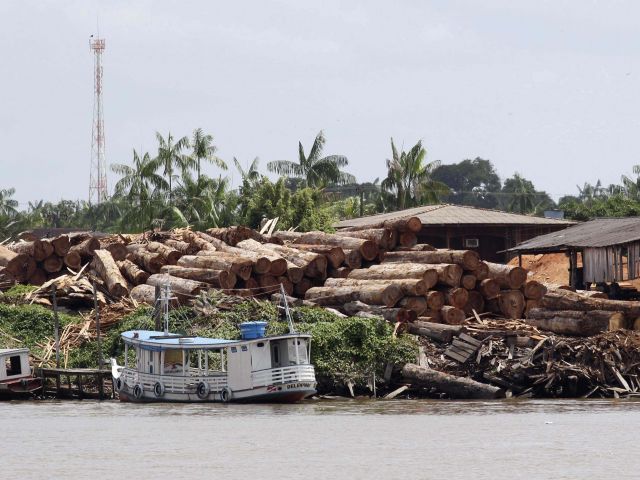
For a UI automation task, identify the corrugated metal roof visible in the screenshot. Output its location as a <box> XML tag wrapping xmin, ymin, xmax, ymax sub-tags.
<box><xmin>335</xmin><ymin>204</ymin><xmax>575</xmax><ymax>228</ymax></box>
<box><xmin>508</xmin><ymin>217</ymin><xmax>640</xmax><ymax>251</ymax></box>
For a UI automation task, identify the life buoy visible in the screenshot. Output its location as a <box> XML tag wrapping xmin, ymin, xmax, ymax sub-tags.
<box><xmin>220</xmin><ymin>387</ymin><xmax>231</xmax><ymax>403</ymax></box>
<box><xmin>133</xmin><ymin>384</ymin><xmax>144</xmax><ymax>400</ymax></box>
<box><xmin>196</xmin><ymin>382</ymin><xmax>210</xmax><ymax>399</ymax></box>
<box><xmin>115</xmin><ymin>377</ymin><xmax>124</xmax><ymax>392</ymax></box>
<box><xmin>153</xmin><ymin>382</ymin><xmax>165</xmax><ymax>397</ymax></box>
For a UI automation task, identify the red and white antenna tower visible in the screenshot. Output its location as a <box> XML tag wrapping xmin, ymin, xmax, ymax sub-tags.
<box><xmin>89</xmin><ymin>35</ymin><xmax>108</xmax><ymax>204</ymax></box>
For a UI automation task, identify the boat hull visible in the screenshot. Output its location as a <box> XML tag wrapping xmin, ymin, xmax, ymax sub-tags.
<box><xmin>115</xmin><ymin>380</ymin><xmax>316</xmax><ymax>404</ymax></box>
<box><xmin>0</xmin><ymin>376</ymin><xmax>43</xmax><ymax>400</ymax></box>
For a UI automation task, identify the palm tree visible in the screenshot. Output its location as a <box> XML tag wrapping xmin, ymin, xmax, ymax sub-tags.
<box><xmin>154</xmin><ymin>132</ymin><xmax>191</xmax><ymax>204</ymax></box>
<box><xmin>0</xmin><ymin>188</ymin><xmax>19</xmax><ymax>217</ymax></box>
<box><xmin>267</xmin><ymin>130</ymin><xmax>355</xmax><ymax>188</ymax></box>
<box><xmin>191</xmin><ymin>128</ymin><xmax>227</xmax><ymax>182</ymax></box>
<box><xmin>503</xmin><ymin>173</ymin><xmax>537</xmax><ymax>214</ymax></box>
<box><xmin>111</xmin><ymin>150</ymin><xmax>169</xmax><ymax>230</ymax></box>
<box><xmin>174</xmin><ymin>172</ymin><xmax>230</xmax><ymax>229</ymax></box>
<box><xmin>381</xmin><ymin>139</ymin><xmax>448</xmax><ymax>210</ymax></box>
<box><xmin>621</xmin><ymin>165</ymin><xmax>640</xmax><ymax>200</ymax></box>
<box><xmin>233</xmin><ymin>157</ymin><xmax>262</xmax><ymax>193</ymax></box>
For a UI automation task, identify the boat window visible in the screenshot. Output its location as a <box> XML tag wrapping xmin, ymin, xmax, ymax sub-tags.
<box><xmin>206</xmin><ymin>351</ymin><xmax>224</xmax><ymax>372</ymax></box>
<box><xmin>257</xmin><ymin>342</ymin><xmax>264</xmax><ymax>348</ymax></box>
<box><xmin>5</xmin><ymin>355</ymin><xmax>22</xmax><ymax>376</ymax></box>
<box><xmin>241</xmin><ymin>345</ymin><xmax>248</xmax><ymax>352</ymax></box>
<box><xmin>164</xmin><ymin>349</ymin><xmax>183</xmax><ymax>375</ymax></box>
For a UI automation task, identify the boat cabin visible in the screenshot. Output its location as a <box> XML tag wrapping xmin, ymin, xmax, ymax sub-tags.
<box><xmin>0</xmin><ymin>348</ymin><xmax>31</xmax><ymax>383</ymax></box>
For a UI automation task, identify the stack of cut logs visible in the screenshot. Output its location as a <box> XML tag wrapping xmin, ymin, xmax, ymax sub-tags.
<box><xmin>1</xmin><ymin>219</ymin><xmax>638</xmax><ymax>337</ymax></box>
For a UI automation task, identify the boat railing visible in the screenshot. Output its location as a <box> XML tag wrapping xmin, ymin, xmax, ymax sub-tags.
<box><xmin>252</xmin><ymin>365</ymin><xmax>316</xmax><ymax>387</ymax></box>
<box><xmin>121</xmin><ymin>369</ymin><xmax>228</xmax><ymax>394</ymax></box>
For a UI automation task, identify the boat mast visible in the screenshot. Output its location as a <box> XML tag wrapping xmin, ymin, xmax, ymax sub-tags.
<box><xmin>279</xmin><ymin>283</ymin><xmax>295</xmax><ymax>333</ymax></box>
<box><xmin>161</xmin><ymin>283</ymin><xmax>172</xmax><ymax>335</ymax></box>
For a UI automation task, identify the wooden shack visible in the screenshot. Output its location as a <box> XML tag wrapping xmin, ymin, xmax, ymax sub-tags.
<box><xmin>508</xmin><ymin>217</ymin><xmax>640</xmax><ymax>288</ymax></box>
<box><xmin>335</xmin><ymin>204</ymin><xmax>573</xmax><ymax>262</ymax></box>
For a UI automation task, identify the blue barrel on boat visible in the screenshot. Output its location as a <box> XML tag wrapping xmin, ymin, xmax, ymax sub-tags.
<box><xmin>240</xmin><ymin>321</ymin><xmax>268</xmax><ymax>340</ymax></box>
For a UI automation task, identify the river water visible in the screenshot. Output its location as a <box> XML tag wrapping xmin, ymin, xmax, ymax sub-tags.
<box><xmin>3</xmin><ymin>399</ymin><xmax>639</xmax><ymax>479</ymax></box>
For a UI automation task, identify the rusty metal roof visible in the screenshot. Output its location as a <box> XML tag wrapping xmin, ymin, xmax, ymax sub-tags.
<box><xmin>508</xmin><ymin>217</ymin><xmax>640</xmax><ymax>252</ymax></box>
<box><xmin>335</xmin><ymin>204</ymin><xmax>575</xmax><ymax>229</ymax></box>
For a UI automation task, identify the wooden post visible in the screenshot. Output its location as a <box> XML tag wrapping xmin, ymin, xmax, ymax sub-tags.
<box><xmin>518</xmin><ymin>253</ymin><xmax>522</xmax><ymax>268</ymax></box>
<box><xmin>154</xmin><ymin>284</ymin><xmax>162</xmax><ymax>331</ymax></box>
<box><xmin>92</xmin><ymin>280</ymin><xmax>103</xmax><ymax>371</ymax></box>
<box><xmin>52</xmin><ymin>287</ymin><xmax>60</xmax><ymax>369</ymax></box>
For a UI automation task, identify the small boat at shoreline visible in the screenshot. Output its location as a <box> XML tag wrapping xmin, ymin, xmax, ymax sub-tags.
<box><xmin>111</xmin><ymin>321</ymin><xmax>317</xmax><ymax>403</ymax></box>
<box><xmin>0</xmin><ymin>348</ymin><xmax>43</xmax><ymax>399</ymax></box>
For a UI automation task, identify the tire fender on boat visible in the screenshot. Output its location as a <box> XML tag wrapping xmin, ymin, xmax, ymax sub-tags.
<box><xmin>196</xmin><ymin>382</ymin><xmax>210</xmax><ymax>399</ymax></box>
<box><xmin>133</xmin><ymin>384</ymin><xmax>144</xmax><ymax>400</ymax></box>
<box><xmin>153</xmin><ymin>382</ymin><xmax>165</xmax><ymax>397</ymax></box>
<box><xmin>220</xmin><ymin>387</ymin><xmax>231</xmax><ymax>403</ymax></box>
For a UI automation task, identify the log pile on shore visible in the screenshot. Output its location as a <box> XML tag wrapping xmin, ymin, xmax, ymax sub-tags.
<box><xmin>5</xmin><ymin>219</ymin><xmax>640</xmax><ymax>399</ymax></box>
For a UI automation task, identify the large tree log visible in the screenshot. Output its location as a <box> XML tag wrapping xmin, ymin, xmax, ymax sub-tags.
<box><xmin>425</xmin><ymin>290</ymin><xmax>445</xmax><ymax>310</ymax></box>
<box><xmin>473</xmin><ymin>261</ymin><xmax>489</xmax><ymax>281</ymax></box>
<box><xmin>343</xmin><ymin>301</ymin><xmax>417</xmax><ymax>323</ymax></box>
<box><xmin>441</xmin><ymin>305</ymin><xmax>465</xmax><ymax>325</ymax></box>
<box><xmin>439</xmin><ymin>287</ymin><xmax>469</xmax><ymax>309</ymax></box>
<box><xmin>0</xmin><ymin>245</ymin><xmax>35</xmax><ymax>282</ymax></box>
<box><xmin>181</xmin><ymin>230</ymin><xmax>217</xmax><ymax>252</ymax></box>
<box><xmin>51</xmin><ymin>235</ymin><xmax>70</xmax><ymax>256</ymax></box>
<box><xmin>196</xmin><ymin>232</ymin><xmax>278</xmax><ymax>275</ymax></box>
<box><xmin>206</xmin><ymin>226</ymin><xmax>270</xmax><ymax>246</ymax></box>
<box><xmin>146</xmin><ymin>273</ymin><xmax>203</xmax><ymax>297</ymax></box>
<box><xmin>28</xmin><ymin>268</ymin><xmax>46</xmax><ymax>286</ymax></box>
<box><xmin>328</xmin><ymin>266</ymin><xmax>351</xmax><ymax>278</ymax></box>
<box><xmin>63</xmin><ymin>251</ymin><xmax>82</xmax><ymax>271</ymax></box>
<box><xmin>461</xmin><ymin>274</ymin><xmax>476</xmax><ymax>290</ymax></box>
<box><xmin>324</xmin><ymin>277</ymin><xmax>428</xmax><ymax>296</ymax></box>
<box><xmin>105</xmin><ymin>243</ymin><xmax>128</xmax><ymax>262</ymax></box>
<box><xmin>146</xmin><ymin>241</ymin><xmax>182</xmax><ymax>265</ymax></box>
<box><xmin>118</xmin><ymin>259</ymin><xmax>151</xmax><ymax>286</ymax></box>
<box><xmin>273</xmin><ymin>231</ymin><xmax>378</xmax><ymax>261</ymax></box>
<box><xmin>343</xmin><ymin>249</ymin><xmax>362</xmax><ymax>269</ymax></box>
<box><xmin>305</xmin><ymin>284</ymin><xmax>403</xmax><ymax>307</ymax></box>
<box><xmin>128</xmin><ymin>249</ymin><xmax>164</xmax><ymax>274</ymax></box>
<box><xmin>340</xmin><ymin>216</ymin><xmax>422</xmax><ymax>233</ymax></box>
<box><xmin>159</xmin><ymin>265</ymin><xmax>235</xmax><ymax>289</ymax></box>
<box><xmin>398</xmin><ymin>231</ymin><xmax>418</xmax><ymax>248</ymax></box>
<box><xmin>395</xmin><ymin>243</ymin><xmax>436</xmax><ymax>252</ymax></box>
<box><xmin>523</xmin><ymin>280</ymin><xmax>547</xmax><ymax>300</ymax></box>
<box><xmin>8</xmin><ymin>239</ymin><xmax>53</xmax><ymax>262</ymax></box>
<box><xmin>463</xmin><ymin>290</ymin><xmax>485</xmax><ymax>316</ymax></box>
<box><xmin>478</xmin><ymin>278</ymin><xmax>500</xmax><ymax>299</ymax></box>
<box><xmin>485</xmin><ymin>262</ymin><xmax>527</xmax><ymax>289</ymax></box>
<box><xmin>540</xmin><ymin>288</ymin><xmax>640</xmax><ymax>322</ymax></box>
<box><xmin>407</xmin><ymin>321</ymin><xmax>462</xmax><ymax>343</ymax></box>
<box><xmin>290</xmin><ymin>244</ymin><xmax>345</xmax><ymax>269</ymax></box>
<box><xmin>498</xmin><ymin>290</ymin><xmax>526</xmax><ymax>319</ymax></box>
<box><xmin>163</xmin><ymin>239</ymin><xmax>194</xmax><ymax>255</ymax></box>
<box><xmin>294</xmin><ymin>277</ymin><xmax>313</xmax><ymax>296</ymax></box>
<box><xmin>69</xmin><ymin>237</ymin><xmax>100</xmax><ymax>259</ymax></box>
<box><xmin>92</xmin><ymin>250</ymin><xmax>129</xmax><ymax>297</ymax></box>
<box><xmin>383</xmin><ymin>249</ymin><xmax>480</xmax><ymax>271</ymax></box>
<box><xmin>335</xmin><ymin>228</ymin><xmax>398</xmax><ymax>250</ymax></box>
<box><xmin>177</xmin><ymin>254</ymin><xmax>252</xmax><ymax>281</ymax></box>
<box><xmin>379</xmin><ymin>258</ymin><xmax>462</xmax><ymax>287</ymax></box>
<box><xmin>0</xmin><ymin>266</ymin><xmax>15</xmax><ymax>287</ymax></box>
<box><xmin>526</xmin><ymin>308</ymin><xmax>625</xmax><ymax>336</ymax></box>
<box><xmin>43</xmin><ymin>254</ymin><xmax>64</xmax><ymax>273</ymax></box>
<box><xmin>401</xmin><ymin>364</ymin><xmax>505</xmax><ymax>399</ymax></box>
<box><xmin>130</xmin><ymin>284</ymin><xmax>157</xmax><ymax>305</ymax></box>
<box><xmin>348</xmin><ymin>263</ymin><xmax>439</xmax><ymax>289</ymax></box>
<box><xmin>398</xmin><ymin>296</ymin><xmax>428</xmax><ymax>315</ymax></box>
<box><xmin>237</xmin><ymin>239</ymin><xmax>325</xmax><ymax>279</ymax></box>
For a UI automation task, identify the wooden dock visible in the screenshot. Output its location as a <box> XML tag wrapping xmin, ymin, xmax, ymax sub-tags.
<box><xmin>38</xmin><ymin>367</ymin><xmax>113</xmax><ymax>400</ymax></box>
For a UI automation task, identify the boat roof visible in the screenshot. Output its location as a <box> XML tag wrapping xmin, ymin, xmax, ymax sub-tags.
<box><xmin>121</xmin><ymin>330</ymin><xmax>311</xmax><ymax>350</ymax></box>
<box><xmin>0</xmin><ymin>348</ymin><xmax>29</xmax><ymax>356</ymax></box>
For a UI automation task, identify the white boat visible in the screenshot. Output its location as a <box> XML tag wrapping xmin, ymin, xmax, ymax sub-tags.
<box><xmin>111</xmin><ymin>323</ymin><xmax>317</xmax><ymax>403</ymax></box>
<box><xmin>0</xmin><ymin>348</ymin><xmax>43</xmax><ymax>399</ymax></box>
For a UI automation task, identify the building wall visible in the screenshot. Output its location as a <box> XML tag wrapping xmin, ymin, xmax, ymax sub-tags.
<box><xmin>418</xmin><ymin>225</ymin><xmax>567</xmax><ymax>263</ymax></box>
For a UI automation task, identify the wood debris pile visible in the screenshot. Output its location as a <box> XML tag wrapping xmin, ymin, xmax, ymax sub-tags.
<box><xmin>403</xmin><ymin>315</ymin><xmax>640</xmax><ymax>399</ymax></box>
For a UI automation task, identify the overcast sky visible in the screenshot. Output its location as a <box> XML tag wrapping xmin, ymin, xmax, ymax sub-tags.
<box><xmin>1</xmin><ymin>1</ymin><xmax>639</xmax><ymax>206</ymax></box>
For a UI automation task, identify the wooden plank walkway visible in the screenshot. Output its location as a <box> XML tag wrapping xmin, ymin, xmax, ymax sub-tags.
<box><xmin>38</xmin><ymin>368</ymin><xmax>113</xmax><ymax>400</ymax></box>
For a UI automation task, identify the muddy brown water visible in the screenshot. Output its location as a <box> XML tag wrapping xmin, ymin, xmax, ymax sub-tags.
<box><xmin>3</xmin><ymin>399</ymin><xmax>639</xmax><ymax>479</ymax></box>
